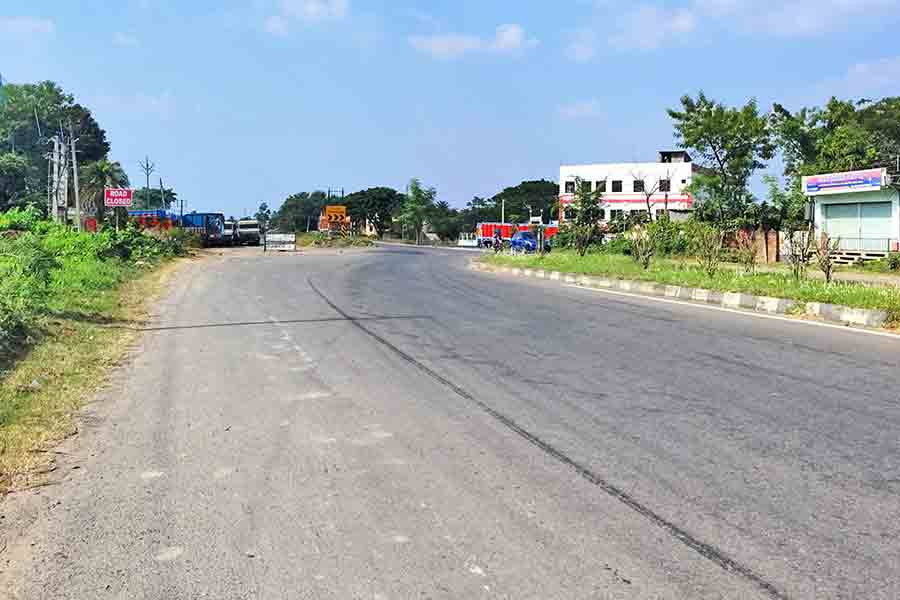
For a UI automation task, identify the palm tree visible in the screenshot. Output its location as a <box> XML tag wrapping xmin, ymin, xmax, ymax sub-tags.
<box><xmin>82</xmin><ymin>159</ymin><xmax>129</xmax><ymax>224</ymax></box>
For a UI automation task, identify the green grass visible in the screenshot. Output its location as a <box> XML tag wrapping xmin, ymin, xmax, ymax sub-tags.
<box><xmin>296</xmin><ymin>231</ymin><xmax>375</xmax><ymax>248</ymax></box>
<box><xmin>483</xmin><ymin>250</ymin><xmax>900</xmax><ymax>323</ymax></box>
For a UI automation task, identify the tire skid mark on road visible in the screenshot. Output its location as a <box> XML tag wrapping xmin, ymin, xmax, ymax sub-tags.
<box><xmin>306</xmin><ymin>276</ymin><xmax>789</xmax><ymax>600</ymax></box>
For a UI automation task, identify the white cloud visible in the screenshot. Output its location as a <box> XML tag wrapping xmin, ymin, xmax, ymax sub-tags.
<box><xmin>491</xmin><ymin>24</ymin><xmax>539</xmax><ymax>52</ymax></box>
<box><xmin>410</xmin><ymin>24</ymin><xmax>538</xmax><ymax>59</ymax></box>
<box><xmin>608</xmin><ymin>6</ymin><xmax>696</xmax><ymax>51</ymax></box>
<box><xmin>281</xmin><ymin>0</ymin><xmax>348</xmax><ymax>22</ymax></box>
<box><xmin>566</xmin><ymin>29</ymin><xmax>598</xmax><ymax>63</ymax></box>
<box><xmin>693</xmin><ymin>0</ymin><xmax>894</xmax><ymax>37</ymax></box>
<box><xmin>0</xmin><ymin>16</ymin><xmax>55</xmax><ymax>39</ymax></box>
<box><xmin>264</xmin><ymin>0</ymin><xmax>347</xmax><ymax>35</ymax></box>
<box><xmin>113</xmin><ymin>32</ymin><xmax>139</xmax><ymax>47</ymax></box>
<box><xmin>264</xmin><ymin>15</ymin><xmax>289</xmax><ymax>36</ymax></box>
<box><xmin>558</xmin><ymin>99</ymin><xmax>602</xmax><ymax>120</ymax></box>
<box><xmin>840</xmin><ymin>56</ymin><xmax>900</xmax><ymax>95</ymax></box>
<box><xmin>409</xmin><ymin>33</ymin><xmax>482</xmax><ymax>59</ymax></box>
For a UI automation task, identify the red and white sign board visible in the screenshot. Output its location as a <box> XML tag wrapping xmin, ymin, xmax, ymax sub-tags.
<box><xmin>104</xmin><ymin>188</ymin><xmax>133</xmax><ymax>207</ymax></box>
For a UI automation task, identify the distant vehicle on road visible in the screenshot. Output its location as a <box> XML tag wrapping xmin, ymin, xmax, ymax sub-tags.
<box><xmin>223</xmin><ymin>220</ymin><xmax>237</xmax><ymax>246</ymax></box>
<box><xmin>476</xmin><ymin>222</ymin><xmax>559</xmax><ymax>248</ymax></box>
<box><xmin>237</xmin><ymin>219</ymin><xmax>262</xmax><ymax>246</ymax></box>
<box><xmin>510</xmin><ymin>230</ymin><xmax>551</xmax><ymax>253</ymax></box>
<box><xmin>181</xmin><ymin>212</ymin><xmax>226</xmax><ymax>247</ymax></box>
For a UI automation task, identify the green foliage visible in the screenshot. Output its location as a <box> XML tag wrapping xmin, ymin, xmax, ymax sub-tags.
<box><xmin>570</xmin><ymin>177</ymin><xmax>603</xmax><ymax>256</ymax></box>
<box><xmin>428</xmin><ymin>200</ymin><xmax>463</xmax><ymax>241</ymax></box>
<box><xmin>0</xmin><ymin>211</ymin><xmax>191</xmax><ymax>353</ymax></box>
<box><xmin>255</xmin><ymin>202</ymin><xmax>272</xmax><ymax>229</ymax></box>
<box><xmin>0</xmin><ymin>81</ymin><xmax>112</xmax><ymax>212</ymax></box>
<box><xmin>132</xmin><ymin>186</ymin><xmax>177</xmax><ymax>210</ymax></box>
<box><xmin>687</xmin><ymin>221</ymin><xmax>726</xmax><ymax>276</ymax></box>
<box><xmin>771</xmin><ymin>97</ymin><xmax>900</xmax><ymax>178</ymax></box>
<box><xmin>602</xmin><ymin>234</ymin><xmax>632</xmax><ymax>255</ymax></box>
<box><xmin>399</xmin><ymin>178</ymin><xmax>436</xmax><ymax>244</ymax></box>
<box><xmin>344</xmin><ymin>187</ymin><xmax>404</xmax><ymax>237</ymax></box>
<box><xmin>668</xmin><ymin>92</ymin><xmax>774</xmax><ymax>219</ymax></box>
<box><xmin>483</xmin><ymin>251</ymin><xmax>900</xmax><ymax>323</ymax></box>
<box><xmin>270</xmin><ymin>191</ymin><xmax>327</xmax><ymax>232</ymax></box>
<box><xmin>647</xmin><ymin>215</ymin><xmax>688</xmax><ymax>256</ymax></box>
<box><xmin>627</xmin><ymin>225</ymin><xmax>654</xmax><ymax>269</ymax></box>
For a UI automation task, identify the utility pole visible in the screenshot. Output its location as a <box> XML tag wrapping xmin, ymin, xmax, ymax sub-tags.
<box><xmin>139</xmin><ymin>155</ymin><xmax>155</xmax><ymax>210</ymax></box>
<box><xmin>49</xmin><ymin>136</ymin><xmax>59</xmax><ymax>219</ymax></box>
<box><xmin>159</xmin><ymin>178</ymin><xmax>165</xmax><ymax>210</ymax></box>
<box><xmin>501</xmin><ymin>197</ymin><xmax>505</xmax><ymax>224</ymax></box>
<box><xmin>69</xmin><ymin>124</ymin><xmax>81</xmax><ymax>230</ymax></box>
<box><xmin>57</xmin><ymin>132</ymin><xmax>69</xmax><ymax>225</ymax></box>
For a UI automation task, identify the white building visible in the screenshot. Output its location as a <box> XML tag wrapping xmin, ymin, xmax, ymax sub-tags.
<box><xmin>804</xmin><ymin>168</ymin><xmax>899</xmax><ymax>256</ymax></box>
<box><xmin>558</xmin><ymin>151</ymin><xmax>701</xmax><ymax>222</ymax></box>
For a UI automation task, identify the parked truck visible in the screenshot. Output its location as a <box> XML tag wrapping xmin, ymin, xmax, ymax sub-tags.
<box><xmin>180</xmin><ymin>212</ymin><xmax>226</xmax><ymax>247</ymax></box>
<box><xmin>475</xmin><ymin>222</ymin><xmax>559</xmax><ymax>248</ymax></box>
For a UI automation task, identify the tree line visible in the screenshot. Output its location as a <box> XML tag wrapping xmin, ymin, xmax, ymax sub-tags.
<box><xmin>267</xmin><ymin>178</ymin><xmax>559</xmax><ymax>242</ymax></box>
<box><xmin>0</xmin><ymin>80</ymin><xmax>181</xmax><ymax>222</ymax></box>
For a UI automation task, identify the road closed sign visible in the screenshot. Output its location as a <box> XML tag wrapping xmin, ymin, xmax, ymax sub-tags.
<box><xmin>104</xmin><ymin>188</ymin><xmax>134</xmax><ymax>207</ymax></box>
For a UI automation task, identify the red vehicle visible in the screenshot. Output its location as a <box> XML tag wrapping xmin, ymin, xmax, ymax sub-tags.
<box><xmin>476</xmin><ymin>222</ymin><xmax>559</xmax><ymax>247</ymax></box>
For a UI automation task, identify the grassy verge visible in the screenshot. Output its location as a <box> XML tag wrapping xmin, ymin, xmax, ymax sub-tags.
<box><xmin>296</xmin><ymin>231</ymin><xmax>375</xmax><ymax>248</ymax></box>
<box><xmin>482</xmin><ymin>250</ymin><xmax>900</xmax><ymax>323</ymax></box>
<box><xmin>0</xmin><ymin>258</ymin><xmax>183</xmax><ymax>493</ymax></box>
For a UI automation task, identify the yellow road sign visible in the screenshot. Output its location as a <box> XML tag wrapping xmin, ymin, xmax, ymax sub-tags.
<box><xmin>325</xmin><ymin>205</ymin><xmax>346</xmax><ymax>222</ymax></box>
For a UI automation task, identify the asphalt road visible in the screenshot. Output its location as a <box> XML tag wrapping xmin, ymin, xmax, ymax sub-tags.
<box><xmin>3</xmin><ymin>246</ymin><xmax>900</xmax><ymax>599</ymax></box>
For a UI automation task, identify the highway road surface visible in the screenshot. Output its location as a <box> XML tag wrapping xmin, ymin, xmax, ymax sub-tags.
<box><xmin>3</xmin><ymin>246</ymin><xmax>900</xmax><ymax>599</ymax></box>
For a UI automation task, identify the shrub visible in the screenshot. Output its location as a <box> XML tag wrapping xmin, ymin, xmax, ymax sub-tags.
<box><xmin>687</xmin><ymin>221</ymin><xmax>725</xmax><ymax>276</ymax></box>
<box><xmin>649</xmin><ymin>216</ymin><xmax>688</xmax><ymax>256</ymax></box>
<box><xmin>0</xmin><ymin>233</ymin><xmax>56</xmax><ymax>346</ymax></box>
<box><xmin>734</xmin><ymin>229</ymin><xmax>757</xmax><ymax>274</ymax></box>
<box><xmin>627</xmin><ymin>225</ymin><xmax>654</xmax><ymax>269</ymax></box>
<box><xmin>602</xmin><ymin>234</ymin><xmax>632</xmax><ymax>255</ymax></box>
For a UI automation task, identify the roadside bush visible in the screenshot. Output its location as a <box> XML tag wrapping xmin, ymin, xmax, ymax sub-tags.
<box><xmin>602</xmin><ymin>234</ymin><xmax>632</xmax><ymax>255</ymax></box>
<box><xmin>0</xmin><ymin>206</ymin><xmax>42</xmax><ymax>232</ymax></box>
<box><xmin>734</xmin><ymin>230</ymin><xmax>757</xmax><ymax>274</ymax></box>
<box><xmin>648</xmin><ymin>216</ymin><xmax>688</xmax><ymax>256</ymax></box>
<box><xmin>0</xmin><ymin>233</ymin><xmax>56</xmax><ymax>347</ymax></box>
<box><xmin>865</xmin><ymin>252</ymin><xmax>900</xmax><ymax>272</ymax></box>
<box><xmin>687</xmin><ymin>221</ymin><xmax>725</xmax><ymax>276</ymax></box>
<box><xmin>627</xmin><ymin>225</ymin><xmax>654</xmax><ymax>269</ymax></box>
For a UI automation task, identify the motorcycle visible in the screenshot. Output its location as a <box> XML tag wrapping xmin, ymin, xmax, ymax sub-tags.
<box><xmin>492</xmin><ymin>236</ymin><xmax>503</xmax><ymax>254</ymax></box>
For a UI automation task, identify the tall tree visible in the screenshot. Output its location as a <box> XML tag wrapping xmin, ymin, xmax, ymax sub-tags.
<box><xmin>428</xmin><ymin>200</ymin><xmax>462</xmax><ymax>241</ymax></box>
<box><xmin>270</xmin><ymin>191</ymin><xmax>327</xmax><ymax>232</ymax></box>
<box><xmin>81</xmin><ymin>159</ymin><xmax>129</xmax><ymax>222</ymax></box>
<box><xmin>398</xmin><ymin>178</ymin><xmax>435</xmax><ymax>244</ymax></box>
<box><xmin>0</xmin><ymin>152</ymin><xmax>30</xmax><ymax>211</ymax></box>
<box><xmin>255</xmin><ymin>202</ymin><xmax>271</xmax><ymax>229</ymax></box>
<box><xmin>344</xmin><ymin>186</ymin><xmax>404</xmax><ymax>236</ymax></box>
<box><xmin>668</xmin><ymin>92</ymin><xmax>774</xmax><ymax>221</ymax></box>
<box><xmin>490</xmin><ymin>179</ymin><xmax>559</xmax><ymax>224</ymax></box>
<box><xmin>132</xmin><ymin>186</ymin><xmax>177</xmax><ymax>210</ymax></box>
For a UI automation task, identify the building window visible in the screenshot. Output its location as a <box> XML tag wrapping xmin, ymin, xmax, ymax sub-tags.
<box><xmin>596</xmin><ymin>181</ymin><xmax>606</xmax><ymax>193</ymax></box>
<box><xmin>659</xmin><ymin>179</ymin><xmax>671</xmax><ymax>192</ymax></box>
<box><xmin>612</xmin><ymin>180</ymin><xmax>623</xmax><ymax>193</ymax></box>
<box><xmin>598</xmin><ymin>209</ymin><xmax>606</xmax><ymax>220</ymax></box>
<box><xmin>580</xmin><ymin>180</ymin><xmax>593</xmax><ymax>192</ymax></box>
<box><xmin>564</xmin><ymin>208</ymin><xmax>575</xmax><ymax>220</ymax></box>
<box><xmin>610</xmin><ymin>209</ymin><xmax>623</xmax><ymax>220</ymax></box>
<box><xmin>681</xmin><ymin>179</ymin><xmax>687</xmax><ymax>185</ymax></box>
<box><xmin>633</xmin><ymin>180</ymin><xmax>645</xmax><ymax>193</ymax></box>
<box><xmin>564</xmin><ymin>181</ymin><xmax>576</xmax><ymax>194</ymax></box>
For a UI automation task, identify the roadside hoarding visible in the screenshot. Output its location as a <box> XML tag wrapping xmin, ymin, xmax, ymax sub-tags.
<box><xmin>802</xmin><ymin>168</ymin><xmax>886</xmax><ymax>197</ymax></box>
<box><xmin>104</xmin><ymin>188</ymin><xmax>134</xmax><ymax>207</ymax></box>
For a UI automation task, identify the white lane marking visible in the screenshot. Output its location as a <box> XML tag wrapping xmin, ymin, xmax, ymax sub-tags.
<box><xmin>214</xmin><ymin>467</ymin><xmax>234</xmax><ymax>479</ymax></box>
<box><xmin>566</xmin><ymin>284</ymin><xmax>900</xmax><ymax>340</ymax></box>
<box><xmin>280</xmin><ymin>420</ymin><xmax>291</xmax><ymax>427</ymax></box>
<box><xmin>140</xmin><ymin>470</ymin><xmax>164</xmax><ymax>481</ymax></box>
<box><xmin>298</xmin><ymin>391</ymin><xmax>330</xmax><ymax>400</ymax></box>
<box><xmin>392</xmin><ymin>535</ymin><xmax>410</xmax><ymax>544</ymax></box>
<box><xmin>371</xmin><ymin>431</ymin><xmax>394</xmax><ymax>439</ymax></box>
<box><xmin>311</xmin><ymin>436</ymin><xmax>338</xmax><ymax>444</ymax></box>
<box><xmin>155</xmin><ymin>546</ymin><xmax>184</xmax><ymax>562</ymax></box>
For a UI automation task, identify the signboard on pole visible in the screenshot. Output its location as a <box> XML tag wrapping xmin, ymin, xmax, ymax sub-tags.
<box><xmin>104</xmin><ymin>188</ymin><xmax>134</xmax><ymax>207</ymax></box>
<box><xmin>802</xmin><ymin>168</ymin><xmax>886</xmax><ymax>197</ymax></box>
<box><xmin>325</xmin><ymin>205</ymin><xmax>347</xmax><ymax>221</ymax></box>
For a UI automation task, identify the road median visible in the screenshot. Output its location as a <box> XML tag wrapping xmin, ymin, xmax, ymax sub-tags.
<box><xmin>471</xmin><ymin>257</ymin><xmax>893</xmax><ymax>329</ymax></box>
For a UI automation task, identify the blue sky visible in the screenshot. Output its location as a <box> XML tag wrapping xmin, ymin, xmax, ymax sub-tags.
<box><xmin>2</xmin><ymin>0</ymin><xmax>899</xmax><ymax>216</ymax></box>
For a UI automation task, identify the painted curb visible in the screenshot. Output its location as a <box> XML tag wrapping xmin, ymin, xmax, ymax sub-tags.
<box><xmin>470</xmin><ymin>260</ymin><xmax>888</xmax><ymax>329</ymax></box>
